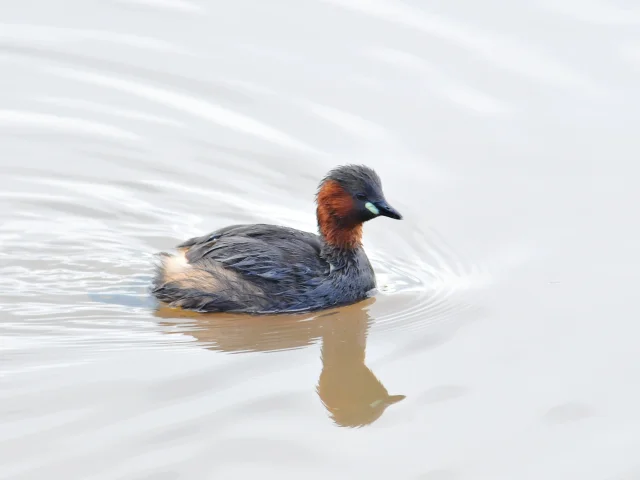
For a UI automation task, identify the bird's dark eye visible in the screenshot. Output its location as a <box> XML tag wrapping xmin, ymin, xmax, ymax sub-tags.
<box><xmin>355</xmin><ymin>193</ymin><xmax>367</xmax><ymax>201</ymax></box>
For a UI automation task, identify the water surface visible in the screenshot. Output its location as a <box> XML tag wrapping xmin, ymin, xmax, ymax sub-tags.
<box><xmin>1</xmin><ymin>1</ymin><xmax>640</xmax><ymax>479</ymax></box>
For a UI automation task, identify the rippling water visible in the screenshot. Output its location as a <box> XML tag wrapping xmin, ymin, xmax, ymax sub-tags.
<box><xmin>1</xmin><ymin>1</ymin><xmax>639</xmax><ymax>479</ymax></box>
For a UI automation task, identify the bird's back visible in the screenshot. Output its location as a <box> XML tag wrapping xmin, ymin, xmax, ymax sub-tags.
<box><xmin>152</xmin><ymin>224</ymin><xmax>336</xmax><ymax>313</ymax></box>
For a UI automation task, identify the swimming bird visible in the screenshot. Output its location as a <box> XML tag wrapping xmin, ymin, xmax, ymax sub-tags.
<box><xmin>152</xmin><ymin>164</ymin><xmax>402</xmax><ymax>313</ymax></box>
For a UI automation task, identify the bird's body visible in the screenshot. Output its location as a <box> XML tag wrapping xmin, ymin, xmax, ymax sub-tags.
<box><xmin>152</xmin><ymin>165</ymin><xmax>402</xmax><ymax>314</ymax></box>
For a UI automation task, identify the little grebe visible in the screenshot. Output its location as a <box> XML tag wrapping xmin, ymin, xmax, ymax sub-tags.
<box><xmin>152</xmin><ymin>164</ymin><xmax>402</xmax><ymax>313</ymax></box>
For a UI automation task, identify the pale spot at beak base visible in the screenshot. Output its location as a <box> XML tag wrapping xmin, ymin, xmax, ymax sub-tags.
<box><xmin>365</xmin><ymin>201</ymin><xmax>379</xmax><ymax>215</ymax></box>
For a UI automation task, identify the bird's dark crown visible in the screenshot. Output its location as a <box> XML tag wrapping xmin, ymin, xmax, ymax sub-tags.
<box><xmin>317</xmin><ymin>164</ymin><xmax>383</xmax><ymax>199</ymax></box>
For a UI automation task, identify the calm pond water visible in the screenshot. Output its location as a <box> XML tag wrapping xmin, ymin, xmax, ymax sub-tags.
<box><xmin>1</xmin><ymin>1</ymin><xmax>640</xmax><ymax>479</ymax></box>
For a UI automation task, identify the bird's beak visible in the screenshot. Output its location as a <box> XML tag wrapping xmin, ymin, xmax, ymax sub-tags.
<box><xmin>374</xmin><ymin>200</ymin><xmax>402</xmax><ymax>220</ymax></box>
<box><xmin>386</xmin><ymin>394</ymin><xmax>406</xmax><ymax>405</ymax></box>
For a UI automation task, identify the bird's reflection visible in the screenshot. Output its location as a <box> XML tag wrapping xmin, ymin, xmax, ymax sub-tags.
<box><xmin>155</xmin><ymin>298</ymin><xmax>405</xmax><ymax>427</ymax></box>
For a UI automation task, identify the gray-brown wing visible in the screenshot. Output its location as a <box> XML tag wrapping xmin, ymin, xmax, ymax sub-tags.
<box><xmin>180</xmin><ymin>224</ymin><xmax>328</xmax><ymax>286</ymax></box>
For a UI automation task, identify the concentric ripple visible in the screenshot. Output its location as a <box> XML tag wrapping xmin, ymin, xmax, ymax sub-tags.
<box><xmin>0</xmin><ymin>19</ymin><xmax>490</xmax><ymax>359</ymax></box>
<box><xmin>0</xmin><ymin>172</ymin><xmax>487</xmax><ymax>370</ymax></box>
<box><xmin>0</xmin><ymin>0</ymin><xmax>494</xmax><ymax>388</ymax></box>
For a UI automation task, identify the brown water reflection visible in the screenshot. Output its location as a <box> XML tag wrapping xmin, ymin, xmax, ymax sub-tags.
<box><xmin>155</xmin><ymin>298</ymin><xmax>405</xmax><ymax>427</ymax></box>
